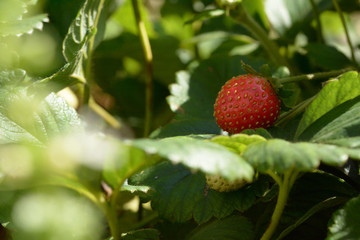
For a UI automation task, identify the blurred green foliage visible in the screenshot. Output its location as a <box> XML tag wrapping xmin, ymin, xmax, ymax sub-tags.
<box><xmin>1</xmin><ymin>0</ymin><xmax>360</xmax><ymax>240</ymax></box>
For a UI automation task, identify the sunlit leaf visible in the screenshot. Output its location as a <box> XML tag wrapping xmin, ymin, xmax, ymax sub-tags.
<box><xmin>0</xmin><ymin>0</ymin><xmax>27</xmax><ymax>22</ymax></box>
<box><xmin>0</xmin><ymin>70</ymin><xmax>81</xmax><ymax>145</ymax></box>
<box><xmin>210</xmin><ymin>134</ymin><xmax>266</xmax><ymax>154</ymax></box>
<box><xmin>62</xmin><ymin>0</ymin><xmax>106</xmax><ymax>63</ymax></box>
<box><xmin>327</xmin><ymin>196</ymin><xmax>360</xmax><ymax>240</ymax></box>
<box><xmin>324</xmin><ymin>137</ymin><xmax>360</xmax><ymax>148</ymax></box>
<box><xmin>29</xmin><ymin>0</ymin><xmax>108</xmax><ymax>94</ymax></box>
<box><xmin>243</xmin><ymin>139</ymin><xmax>349</xmax><ymax>173</ymax></box>
<box><xmin>296</xmin><ymin>71</ymin><xmax>360</xmax><ymax>139</ymax></box>
<box><xmin>103</xmin><ymin>141</ymin><xmax>155</xmax><ymax>190</ymax></box>
<box><xmin>132</xmin><ymin>136</ymin><xmax>254</xmax><ymax>182</ymax></box>
<box><xmin>308</xmin><ymin>96</ymin><xmax>360</xmax><ymax>143</ymax></box>
<box><xmin>0</xmin><ymin>93</ymin><xmax>80</xmax><ymax>145</ymax></box>
<box><xmin>120</xmin><ymin>184</ymin><xmax>152</xmax><ymax>195</ymax></box>
<box><xmin>0</xmin><ymin>14</ymin><xmax>49</xmax><ymax>37</ymax></box>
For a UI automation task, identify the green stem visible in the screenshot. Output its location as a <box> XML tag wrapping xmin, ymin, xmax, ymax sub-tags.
<box><xmin>89</xmin><ymin>97</ymin><xmax>122</xmax><ymax>129</ymax></box>
<box><xmin>260</xmin><ymin>170</ymin><xmax>297</xmax><ymax>240</ymax></box>
<box><xmin>332</xmin><ymin>0</ymin><xmax>357</xmax><ymax>67</ymax></box>
<box><xmin>104</xmin><ymin>200</ymin><xmax>122</xmax><ymax>240</ymax></box>
<box><xmin>278</xmin><ymin>68</ymin><xmax>349</xmax><ymax>84</ymax></box>
<box><xmin>309</xmin><ymin>0</ymin><xmax>324</xmax><ymax>43</ymax></box>
<box><xmin>275</xmin><ymin>94</ymin><xmax>317</xmax><ymax>127</ymax></box>
<box><xmin>83</xmin><ymin>0</ymin><xmax>106</xmax><ymax>104</ymax></box>
<box><xmin>230</xmin><ymin>4</ymin><xmax>293</xmax><ymax>72</ymax></box>
<box><xmin>266</xmin><ymin>170</ymin><xmax>282</xmax><ymax>186</ymax></box>
<box><xmin>132</xmin><ymin>0</ymin><xmax>154</xmax><ymax>138</ymax></box>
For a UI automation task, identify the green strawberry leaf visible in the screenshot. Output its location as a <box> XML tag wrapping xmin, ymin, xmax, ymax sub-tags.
<box><xmin>30</xmin><ymin>0</ymin><xmax>108</xmax><ymax>95</ymax></box>
<box><xmin>210</xmin><ymin>134</ymin><xmax>266</xmax><ymax>154</ymax></box>
<box><xmin>321</xmin><ymin>137</ymin><xmax>360</xmax><ymax>159</ymax></box>
<box><xmin>35</xmin><ymin>0</ymin><xmax>110</xmax><ymax>93</ymax></box>
<box><xmin>122</xmin><ymin>229</ymin><xmax>160</xmax><ymax>240</ymax></box>
<box><xmin>309</xmin><ymin>97</ymin><xmax>360</xmax><ymax>144</ymax></box>
<box><xmin>305</xmin><ymin>43</ymin><xmax>352</xmax><ymax>70</ymax></box>
<box><xmin>296</xmin><ymin>71</ymin><xmax>360</xmax><ymax>139</ymax></box>
<box><xmin>0</xmin><ymin>68</ymin><xmax>26</xmax><ymax>86</ymax></box>
<box><xmin>28</xmin><ymin>59</ymin><xmax>83</xmax><ymax>96</ymax></box>
<box><xmin>120</xmin><ymin>184</ymin><xmax>152</xmax><ymax>197</ymax></box>
<box><xmin>193</xmin><ymin>176</ymin><xmax>269</xmax><ymax>224</ymax></box>
<box><xmin>0</xmin><ymin>0</ymin><xmax>28</xmax><ymax>22</ymax></box>
<box><xmin>132</xmin><ymin>136</ymin><xmax>254</xmax><ymax>182</ymax></box>
<box><xmin>103</xmin><ymin>141</ymin><xmax>157</xmax><ymax>190</ymax></box>
<box><xmin>241</xmin><ymin>128</ymin><xmax>273</xmax><ymax>139</ymax></box>
<box><xmin>186</xmin><ymin>215</ymin><xmax>255</xmax><ymax>240</ymax></box>
<box><xmin>327</xmin><ymin>196</ymin><xmax>360</xmax><ymax>240</ymax></box>
<box><xmin>0</xmin><ymin>86</ymin><xmax>81</xmax><ymax>145</ymax></box>
<box><xmin>296</xmin><ymin>92</ymin><xmax>360</xmax><ymax>145</ymax></box>
<box><xmin>129</xmin><ymin>162</ymin><xmax>267</xmax><ymax>224</ymax></box>
<box><xmin>0</xmin><ymin>14</ymin><xmax>49</xmax><ymax>37</ymax></box>
<box><xmin>129</xmin><ymin>162</ymin><xmax>205</xmax><ymax>222</ymax></box>
<box><xmin>243</xmin><ymin>139</ymin><xmax>349</xmax><ymax>173</ymax></box>
<box><xmin>62</xmin><ymin>0</ymin><xmax>106</xmax><ymax>63</ymax></box>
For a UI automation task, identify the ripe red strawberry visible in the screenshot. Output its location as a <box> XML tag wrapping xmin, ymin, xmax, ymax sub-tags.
<box><xmin>214</xmin><ymin>74</ymin><xmax>280</xmax><ymax>133</ymax></box>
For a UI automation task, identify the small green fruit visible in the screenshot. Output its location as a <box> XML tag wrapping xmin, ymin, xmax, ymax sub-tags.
<box><xmin>206</xmin><ymin>174</ymin><xmax>250</xmax><ymax>192</ymax></box>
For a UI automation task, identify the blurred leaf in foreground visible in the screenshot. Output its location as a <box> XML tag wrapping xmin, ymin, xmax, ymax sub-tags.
<box><xmin>11</xmin><ymin>190</ymin><xmax>104</xmax><ymax>240</ymax></box>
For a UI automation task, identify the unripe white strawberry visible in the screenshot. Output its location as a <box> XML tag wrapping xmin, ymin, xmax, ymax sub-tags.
<box><xmin>206</xmin><ymin>174</ymin><xmax>250</xmax><ymax>192</ymax></box>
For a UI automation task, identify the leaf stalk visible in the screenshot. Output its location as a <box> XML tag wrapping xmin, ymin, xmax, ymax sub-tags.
<box><xmin>309</xmin><ymin>0</ymin><xmax>325</xmax><ymax>43</ymax></box>
<box><xmin>275</xmin><ymin>94</ymin><xmax>317</xmax><ymax>127</ymax></box>
<box><xmin>84</xmin><ymin>0</ymin><xmax>106</xmax><ymax>104</ymax></box>
<box><xmin>332</xmin><ymin>0</ymin><xmax>357</xmax><ymax>68</ymax></box>
<box><xmin>132</xmin><ymin>0</ymin><xmax>154</xmax><ymax>138</ymax></box>
<box><xmin>229</xmin><ymin>4</ymin><xmax>293</xmax><ymax>73</ymax></box>
<box><xmin>260</xmin><ymin>169</ymin><xmax>298</xmax><ymax>240</ymax></box>
<box><xmin>278</xmin><ymin>68</ymin><xmax>350</xmax><ymax>85</ymax></box>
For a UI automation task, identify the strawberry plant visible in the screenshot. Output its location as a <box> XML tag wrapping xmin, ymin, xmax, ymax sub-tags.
<box><xmin>1</xmin><ymin>0</ymin><xmax>360</xmax><ymax>240</ymax></box>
